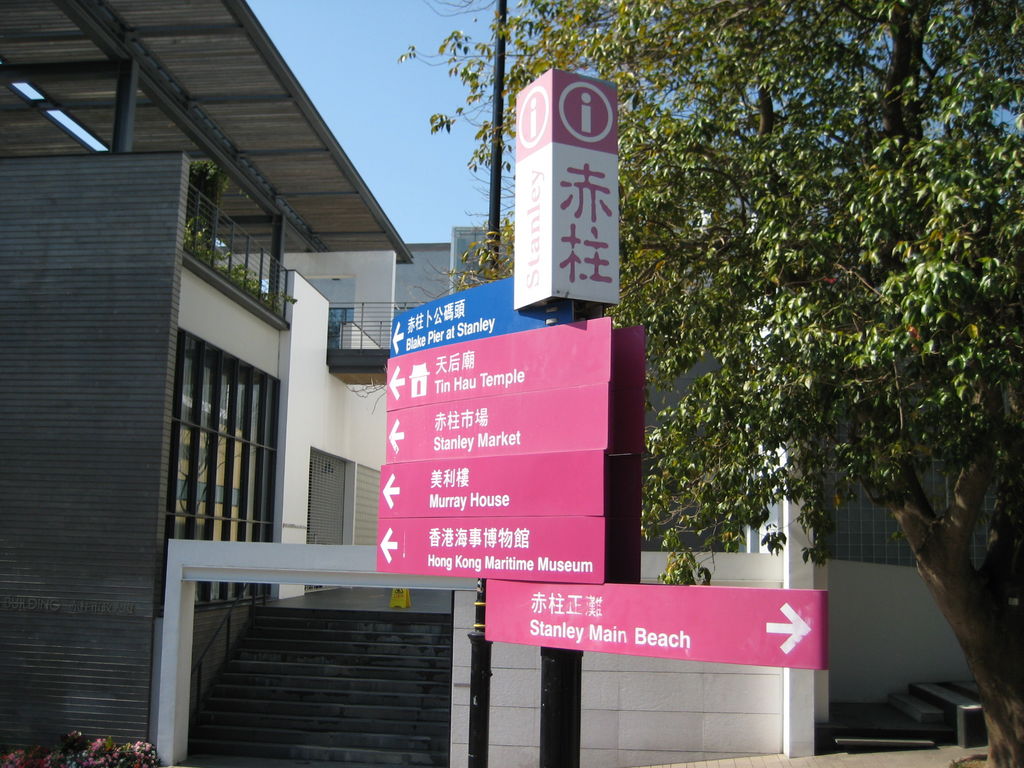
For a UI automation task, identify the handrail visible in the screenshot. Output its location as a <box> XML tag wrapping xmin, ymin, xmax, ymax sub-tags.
<box><xmin>328</xmin><ymin>301</ymin><xmax>418</xmax><ymax>351</ymax></box>
<box><xmin>183</xmin><ymin>185</ymin><xmax>290</xmax><ymax>318</ymax></box>
<box><xmin>189</xmin><ymin>586</ymin><xmax>258</xmax><ymax>724</ymax></box>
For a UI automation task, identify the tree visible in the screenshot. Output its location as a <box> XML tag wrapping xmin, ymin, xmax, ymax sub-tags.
<box><xmin>429</xmin><ymin>0</ymin><xmax>1024</xmax><ymax>763</ymax></box>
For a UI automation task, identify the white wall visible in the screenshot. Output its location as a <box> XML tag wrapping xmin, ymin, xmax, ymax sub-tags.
<box><xmin>275</xmin><ymin>273</ymin><xmax>387</xmax><ymax>564</ymax></box>
<box><xmin>177</xmin><ymin>269</ymin><xmax>281</xmax><ymax>375</ymax></box>
<box><xmin>285</xmin><ymin>250</ymin><xmax>396</xmax><ymax>305</ymax></box>
<box><xmin>450</xmin><ymin>552</ymin><xmax>786</xmax><ymax>768</ymax></box>
<box><xmin>828</xmin><ymin>560</ymin><xmax>970</xmax><ymax>702</ymax></box>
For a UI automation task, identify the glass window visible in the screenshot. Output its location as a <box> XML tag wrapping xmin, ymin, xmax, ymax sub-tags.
<box><xmin>166</xmin><ymin>330</ymin><xmax>279</xmax><ymax>602</ymax></box>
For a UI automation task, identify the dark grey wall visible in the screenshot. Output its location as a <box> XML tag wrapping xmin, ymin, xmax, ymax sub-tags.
<box><xmin>0</xmin><ymin>153</ymin><xmax>186</xmax><ymax>746</ymax></box>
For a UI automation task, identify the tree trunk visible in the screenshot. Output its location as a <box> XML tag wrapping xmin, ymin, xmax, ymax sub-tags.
<box><xmin>914</xmin><ymin>555</ymin><xmax>1024</xmax><ymax>767</ymax></box>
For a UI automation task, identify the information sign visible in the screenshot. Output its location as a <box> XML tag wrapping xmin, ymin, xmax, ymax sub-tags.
<box><xmin>391</xmin><ymin>277</ymin><xmax>573</xmax><ymax>357</ymax></box>
<box><xmin>514</xmin><ymin>69</ymin><xmax>620</xmax><ymax>309</ymax></box>
<box><xmin>379</xmin><ymin>450</ymin><xmax>606</xmax><ymax>519</ymax></box>
<box><xmin>485</xmin><ymin>580</ymin><xmax>828</xmax><ymax>670</ymax></box>
<box><xmin>377</xmin><ymin>515</ymin><xmax>606</xmax><ymax>584</ymax></box>
<box><xmin>385</xmin><ymin>383</ymin><xmax>612</xmax><ymax>465</ymax></box>
<box><xmin>387</xmin><ymin>317</ymin><xmax>614</xmax><ymax>411</ymax></box>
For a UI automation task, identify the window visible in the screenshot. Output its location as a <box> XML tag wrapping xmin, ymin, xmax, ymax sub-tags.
<box><xmin>167</xmin><ymin>331</ymin><xmax>279</xmax><ymax>601</ymax></box>
<box><xmin>327</xmin><ymin>306</ymin><xmax>355</xmax><ymax>349</ymax></box>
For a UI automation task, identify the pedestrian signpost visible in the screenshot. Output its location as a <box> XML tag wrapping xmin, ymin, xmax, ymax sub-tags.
<box><xmin>390</xmin><ymin>276</ymin><xmax>573</xmax><ymax>357</ymax></box>
<box><xmin>378</xmin><ymin>450</ymin><xmax>606</xmax><ymax>520</ymax></box>
<box><xmin>377</xmin><ymin>66</ymin><xmax>829</xmax><ymax>768</ymax></box>
<box><xmin>377</xmin><ymin>315</ymin><xmax>644</xmax><ymax>581</ymax></box>
<box><xmin>485</xmin><ymin>580</ymin><xmax>828</xmax><ymax>670</ymax></box>
<box><xmin>377</xmin><ymin>515</ymin><xmax>607</xmax><ymax>583</ymax></box>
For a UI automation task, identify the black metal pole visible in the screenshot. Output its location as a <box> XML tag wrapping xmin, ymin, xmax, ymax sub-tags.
<box><xmin>467</xmin><ymin>578</ymin><xmax>492</xmax><ymax>767</ymax></box>
<box><xmin>486</xmin><ymin>0</ymin><xmax>508</xmax><ymax>269</ymax></box>
<box><xmin>112</xmin><ymin>58</ymin><xmax>137</xmax><ymax>153</ymax></box>
<box><xmin>539</xmin><ymin>647</ymin><xmax>582</xmax><ymax>768</ymax></box>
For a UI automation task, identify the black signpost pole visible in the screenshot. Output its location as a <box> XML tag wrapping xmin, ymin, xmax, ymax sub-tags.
<box><xmin>467</xmin><ymin>578</ymin><xmax>492</xmax><ymax>767</ymax></box>
<box><xmin>485</xmin><ymin>0</ymin><xmax>508</xmax><ymax>270</ymax></box>
<box><xmin>539</xmin><ymin>647</ymin><xmax>582</xmax><ymax>768</ymax></box>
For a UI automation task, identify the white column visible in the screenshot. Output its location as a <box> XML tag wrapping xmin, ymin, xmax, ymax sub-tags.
<box><xmin>155</xmin><ymin>543</ymin><xmax>196</xmax><ymax>766</ymax></box>
<box><xmin>780</xmin><ymin>493</ymin><xmax>828</xmax><ymax>756</ymax></box>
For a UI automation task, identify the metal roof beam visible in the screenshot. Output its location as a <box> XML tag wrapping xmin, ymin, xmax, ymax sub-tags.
<box><xmin>238</xmin><ymin>148</ymin><xmax>329</xmax><ymax>156</ymax></box>
<box><xmin>1</xmin><ymin>60</ymin><xmax>119</xmax><ymax>83</ymax></box>
<box><xmin>129</xmin><ymin>23</ymin><xmax>243</xmax><ymax>37</ymax></box>
<box><xmin>51</xmin><ymin>0</ymin><xmax>327</xmax><ymax>253</ymax></box>
<box><xmin>221</xmin><ymin>0</ymin><xmax>412</xmax><ymax>263</ymax></box>
<box><xmin>194</xmin><ymin>94</ymin><xmax>292</xmax><ymax>105</ymax></box>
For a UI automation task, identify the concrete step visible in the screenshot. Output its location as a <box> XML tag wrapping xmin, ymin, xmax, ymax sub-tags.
<box><xmin>256</xmin><ymin>608</ymin><xmax>450</xmax><ymax>634</ymax></box>
<box><xmin>227</xmin><ymin>657</ymin><xmax>451</xmax><ymax>684</ymax></box>
<box><xmin>817</xmin><ymin>701</ymin><xmax>956</xmax><ymax>753</ymax></box>
<box><xmin>248</xmin><ymin>624</ymin><xmax>452</xmax><ymax>648</ymax></box>
<box><xmin>834</xmin><ymin>736</ymin><xmax>937</xmax><ymax>750</ymax></box>
<box><xmin>215</xmin><ymin>669</ymin><xmax>449</xmax><ymax>695</ymax></box>
<box><xmin>187</xmin><ymin>737</ymin><xmax>442</xmax><ymax>766</ymax></box>
<box><xmin>201</xmin><ymin>695</ymin><xmax>450</xmax><ymax>723</ymax></box>
<box><xmin>215</xmin><ymin>671</ymin><xmax>448</xmax><ymax>700</ymax></box>
<box><xmin>237</xmin><ymin>637</ymin><xmax>450</xmax><ymax>666</ymax></box>
<box><xmin>887</xmin><ymin>692</ymin><xmax>945</xmax><ymax>723</ymax></box>
<box><xmin>193</xmin><ymin>607</ymin><xmax>453</xmax><ymax>765</ymax></box>
<box><xmin>908</xmin><ymin>682</ymin><xmax>986</xmax><ymax>748</ymax></box>
<box><xmin>944</xmin><ymin>680</ymin><xmax>980</xmax><ymax>698</ymax></box>
<box><xmin>191</xmin><ymin>722</ymin><xmax>437</xmax><ymax>752</ymax></box>
<box><xmin>198</xmin><ymin>709</ymin><xmax>449</xmax><ymax>739</ymax></box>
<box><xmin>210</xmin><ymin>681</ymin><xmax>449</xmax><ymax>709</ymax></box>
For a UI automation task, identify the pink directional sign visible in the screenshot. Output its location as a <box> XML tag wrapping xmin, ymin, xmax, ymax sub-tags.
<box><xmin>386</xmin><ymin>383</ymin><xmax>613</xmax><ymax>465</ymax></box>
<box><xmin>387</xmin><ymin>317</ymin><xmax>614</xmax><ymax>411</ymax></box>
<box><xmin>379</xmin><ymin>450</ymin><xmax>606</xmax><ymax>519</ymax></box>
<box><xmin>377</xmin><ymin>515</ymin><xmax>606</xmax><ymax>584</ymax></box>
<box><xmin>485</xmin><ymin>580</ymin><xmax>828</xmax><ymax>670</ymax></box>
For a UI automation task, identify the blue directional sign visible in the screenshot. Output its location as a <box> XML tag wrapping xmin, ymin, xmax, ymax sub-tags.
<box><xmin>390</xmin><ymin>277</ymin><xmax>574</xmax><ymax>357</ymax></box>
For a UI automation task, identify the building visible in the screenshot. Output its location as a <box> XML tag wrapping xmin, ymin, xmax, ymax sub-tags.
<box><xmin>0</xmin><ymin>0</ymin><xmax>411</xmax><ymax>751</ymax></box>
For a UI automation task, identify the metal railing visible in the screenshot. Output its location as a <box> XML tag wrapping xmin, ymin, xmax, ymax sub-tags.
<box><xmin>183</xmin><ymin>185</ymin><xmax>289</xmax><ymax>318</ymax></box>
<box><xmin>189</xmin><ymin>586</ymin><xmax>259</xmax><ymax>727</ymax></box>
<box><xmin>328</xmin><ymin>302</ymin><xmax>417</xmax><ymax>351</ymax></box>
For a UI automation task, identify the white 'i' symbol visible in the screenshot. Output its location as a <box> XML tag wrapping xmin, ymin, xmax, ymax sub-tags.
<box><xmin>580</xmin><ymin>91</ymin><xmax>592</xmax><ymax>134</ymax></box>
<box><xmin>529</xmin><ymin>94</ymin><xmax>539</xmax><ymax>139</ymax></box>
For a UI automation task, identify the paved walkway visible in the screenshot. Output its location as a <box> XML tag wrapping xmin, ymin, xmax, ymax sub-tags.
<box><xmin>172</xmin><ymin>745</ymin><xmax>985</xmax><ymax>768</ymax></box>
<box><xmin>633</xmin><ymin>744</ymin><xmax>984</xmax><ymax>768</ymax></box>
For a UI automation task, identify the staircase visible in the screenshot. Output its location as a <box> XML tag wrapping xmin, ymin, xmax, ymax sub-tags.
<box><xmin>819</xmin><ymin>681</ymin><xmax>986</xmax><ymax>753</ymax></box>
<box><xmin>189</xmin><ymin>605</ymin><xmax>453</xmax><ymax>767</ymax></box>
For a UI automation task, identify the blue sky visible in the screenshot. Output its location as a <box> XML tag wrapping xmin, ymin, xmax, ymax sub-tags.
<box><xmin>248</xmin><ymin>0</ymin><xmax>494</xmax><ymax>246</ymax></box>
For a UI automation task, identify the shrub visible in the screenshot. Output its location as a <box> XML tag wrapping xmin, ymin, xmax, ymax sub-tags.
<box><xmin>0</xmin><ymin>732</ymin><xmax>158</xmax><ymax>768</ymax></box>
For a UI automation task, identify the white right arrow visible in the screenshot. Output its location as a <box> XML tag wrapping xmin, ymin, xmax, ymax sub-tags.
<box><xmin>391</xmin><ymin>322</ymin><xmax>405</xmax><ymax>355</ymax></box>
<box><xmin>387</xmin><ymin>366</ymin><xmax>403</xmax><ymax>403</ymax></box>
<box><xmin>766</xmin><ymin>602</ymin><xmax>812</xmax><ymax>654</ymax></box>
<box><xmin>382</xmin><ymin>473</ymin><xmax>401</xmax><ymax>509</ymax></box>
<box><xmin>388</xmin><ymin>419</ymin><xmax>405</xmax><ymax>453</ymax></box>
<box><xmin>380</xmin><ymin>527</ymin><xmax>399</xmax><ymax>564</ymax></box>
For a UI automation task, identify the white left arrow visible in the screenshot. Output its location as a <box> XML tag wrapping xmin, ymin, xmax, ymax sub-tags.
<box><xmin>388</xmin><ymin>365</ymin><xmax>406</xmax><ymax>400</ymax></box>
<box><xmin>766</xmin><ymin>602</ymin><xmax>812</xmax><ymax>654</ymax></box>
<box><xmin>382</xmin><ymin>473</ymin><xmax>401</xmax><ymax>509</ymax></box>
<box><xmin>391</xmin><ymin>323</ymin><xmax>405</xmax><ymax>355</ymax></box>
<box><xmin>388</xmin><ymin>420</ymin><xmax>405</xmax><ymax>453</ymax></box>
<box><xmin>380</xmin><ymin>527</ymin><xmax>399</xmax><ymax>564</ymax></box>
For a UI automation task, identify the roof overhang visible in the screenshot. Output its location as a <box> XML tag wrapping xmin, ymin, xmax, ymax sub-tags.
<box><xmin>0</xmin><ymin>0</ymin><xmax>412</xmax><ymax>262</ymax></box>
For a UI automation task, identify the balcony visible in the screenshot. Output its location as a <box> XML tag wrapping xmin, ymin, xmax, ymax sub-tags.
<box><xmin>182</xmin><ymin>185</ymin><xmax>290</xmax><ymax>322</ymax></box>
<box><xmin>328</xmin><ymin>302</ymin><xmax>416</xmax><ymax>384</ymax></box>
